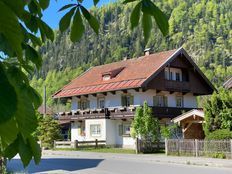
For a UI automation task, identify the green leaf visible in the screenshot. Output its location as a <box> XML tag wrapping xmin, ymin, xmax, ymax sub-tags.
<box><xmin>1</xmin><ymin>0</ymin><xmax>26</xmax><ymax>18</ymax></box>
<box><xmin>0</xmin><ymin>63</ymin><xmax>17</xmax><ymax>124</ymax></box>
<box><xmin>18</xmin><ymin>135</ymin><xmax>33</xmax><ymax>168</ymax></box>
<box><xmin>27</xmin><ymin>86</ymin><xmax>42</xmax><ymax>109</ymax></box>
<box><xmin>142</xmin><ymin>13</ymin><xmax>152</xmax><ymax>43</ymax></box>
<box><xmin>0</xmin><ymin>1</ymin><xmax>24</xmax><ymax>59</ymax></box>
<box><xmin>28</xmin><ymin>0</ymin><xmax>42</xmax><ymax>17</ymax></box>
<box><xmin>123</xmin><ymin>0</ymin><xmax>137</xmax><ymax>4</ymax></box>
<box><xmin>29</xmin><ymin>33</ymin><xmax>42</xmax><ymax>46</ymax></box>
<box><xmin>39</xmin><ymin>0</ymin><xmax>50</xmax><ymax>10</ymax></box>
<box><xmin>4</xmin><ymin>136</ymin><xmax>19</xmax><ymax>159</ymax></box>
<box><xmin>6</xmin><ymin>66</ymin><xmax>38</xmax><ymax>138</ymax></box>
<box><xmin>59</xmin><ymin>7</ymin><xmax>76</xmax><ymax>32</ymax></box>
<box><xmin>58</xmin><ymin>4</ymin><xmax>77</xmax><ymax>12</ymax></box>
<box><xmin>80</xmin><ymin>6</ymin><xmax>99</xmax><ymax>34</ymax></box>
<box><xmin>93</xmin><ymin>0</ymin><xmax>100</xmax><ymax>6</ymax></box>
<box><xmin>37</xmin><ymin>18</ymin><xmax>54</xmax><ymax>41</ymax></box>
<box><xmin>0</xmin><ymin>118</ymin><xmax>18</xmax><ymax>147</ymax></box>
<box><xmin>25</xmin><ymin>44</ymin><xmax>42</xmax><ymax>69</ymax></box>
<box><xmin>141</xmin><ymin>0</ymin><xmax>169</xmax><ymax>36</ymax></box>
<box><xmin>130</xmin><ymin>2</ymin><xmax>141</xmax><ymax>30</ymax></box>
<box><xmin>28</xmin><ymin>135</ymin><xmax>41</xmax><ymax>164</ymax></box>
<box><xmin>70</xmin><ymin>8</ymin><xmax>85</xmax><ymax>42</ymax></box>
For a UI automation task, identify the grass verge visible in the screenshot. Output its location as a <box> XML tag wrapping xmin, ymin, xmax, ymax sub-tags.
<box><xmin>54</xmin><ymin>147</ymin><xmax>136</xmax><ymax>154</ymax></box>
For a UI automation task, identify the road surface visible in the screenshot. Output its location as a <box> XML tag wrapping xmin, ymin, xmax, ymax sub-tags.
<box><xmin>7</xmin><ymin>152</ymin><xmax>232</xmax><ymax>174</ymax></box>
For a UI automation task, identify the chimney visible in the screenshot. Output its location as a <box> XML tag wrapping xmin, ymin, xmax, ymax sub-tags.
<box><xmin>144</xmin><ymin>48</ymin><xmax>151</xmax><ymax>56</ymax></box>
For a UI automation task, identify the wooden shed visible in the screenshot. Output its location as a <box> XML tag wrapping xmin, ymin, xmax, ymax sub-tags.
<box><xmin>173</xmin><ymin>109</ymin><xmax>205</xmax><ymax>139</ymax></box>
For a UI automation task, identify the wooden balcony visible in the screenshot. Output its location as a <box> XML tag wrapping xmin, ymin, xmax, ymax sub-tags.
<box><xmin>165</xmin><ymin>80</ymin><xmax>190</xmax><ymax>92</ymax></box>
<box><xmin>152</xmin><ymin>107</ymin><xmax>196</xmax><ymax>118</ymax></box>
<box><xmin>58</xmin><ymin>106</ymin><xmax>197</xmax><ymax>121</ymax></box>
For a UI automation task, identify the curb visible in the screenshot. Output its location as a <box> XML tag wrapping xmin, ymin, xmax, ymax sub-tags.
<box><xmin>42</xmin><ymin>150</ymin><xmax>232</xmax><ymax>169</ymax></box>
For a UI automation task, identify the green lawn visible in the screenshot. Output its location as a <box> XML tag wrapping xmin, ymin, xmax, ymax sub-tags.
<box><xmin>54</xmin><ymin>147</ymin><xmax>136</xmax><ymax>154</ymax></box>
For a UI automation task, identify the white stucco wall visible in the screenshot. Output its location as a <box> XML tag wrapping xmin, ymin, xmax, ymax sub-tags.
<box><xmin>85</xmin><ymin>119</ymin><xmax>106</xmax><ymax>141</ymax></box>
<box><xmin>70</xmin><ymin>87</ymin><xmax>198</xmax><ymax>110</ymax></box>
<box><xmin>71</xmin><ymin>122</ymin><xmax>86</xmax><ymax>142</ymax></box>
<box><xmin>183</xmin><ymin>93</ymin><xmax>197</xmax><ymax>108</ymax></box>
<box><xmin>71</xmin><ymin>119</ymin><xmax>136</xmax><ymax>148</ymax></box>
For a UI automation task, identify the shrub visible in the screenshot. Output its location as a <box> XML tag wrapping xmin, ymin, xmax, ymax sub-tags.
<box><xmin>205</xmin><ymin>129</ymin><xmax>232</xmax><ymax>140</ymax></box>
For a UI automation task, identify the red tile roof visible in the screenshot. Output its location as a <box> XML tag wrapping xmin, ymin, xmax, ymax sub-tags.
<box><xmin>53</xmin><ymin>49</ymin><xmax>178</xmax><ymax>98</ymax></box>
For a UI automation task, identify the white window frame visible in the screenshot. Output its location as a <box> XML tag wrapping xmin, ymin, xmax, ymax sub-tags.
<box><xmin>176</xmin><ymin>96</ymin><xmax>183</xmax><ymax>107</ymax></box>
<box><xmin>90</xmin><ymin>124</ymin><xmax>101</xmax><ymax>137</ymax></box>
<box><xmin>154</xmin><ymin>95</ymin><xmax>168</xmax><ymax>107</ymax></box>
<box><xmin>97</xmin><ymin>97</ymin><xmax>105</xmax><ymax>109</ymax></box>
<box><xmin>119</xmin><ymin>123</ymin><xmax>131</xmax><ymax>136</ymax></box>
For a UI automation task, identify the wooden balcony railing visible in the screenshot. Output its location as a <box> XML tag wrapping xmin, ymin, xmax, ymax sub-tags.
<box><xmin>165</xmin><ymin>80</ymin><xmax>190</xmax><ymax>92</ymax></box>
<box><xmin>59</xmin><ymin>106</ymin><xmax>197</xmax><ymax>121</ymax></box>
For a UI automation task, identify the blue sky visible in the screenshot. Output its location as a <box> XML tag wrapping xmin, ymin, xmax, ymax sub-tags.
<box><xmin>42</xmin><ymin>0</ymin><xmax>115</xmax><ymax>29</ymax></box>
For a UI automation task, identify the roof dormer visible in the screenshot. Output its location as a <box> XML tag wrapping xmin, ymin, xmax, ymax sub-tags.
<box><xmin>102</xmin><ymin>67</ymin><xmax>125</xmax><ymax>81</ymax></box>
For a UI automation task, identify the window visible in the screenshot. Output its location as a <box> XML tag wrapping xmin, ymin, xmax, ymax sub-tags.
<box><xmin>121</xmin><ymin>95</ymin><xmax>134</xmax><ymax>107</ymax></box>
<box><xmin>97</xmin><ymin>98</ymin><xmax>105</xmax><ymax>108</ymax></box>
<box><xmin>78</xmin><ymin>99</ymin><xmax>90</xmax><ymax>110</ymax></box>
<box><xmin>176</xmin><ymin>96</ymin><xmax>183</xmax><ymax>107</ymax></box>
<box><xmin>165</xmin><ymin>69</ymin><xmax>169</xmax><ymax>80</ymax></box>
<box><xmin>90</xmin><ymin>124</ymin><xmax>101</xmax><ymax>136</ymax></box>
<box><xmin>153</xmin><ymin>95</ymin><xmax>168</xmax><ymax>107</ymax></box>
<box><xmin>119</xmin><ymin>124</ymin><xmax>131</xmax><ymax>136</ymax></box>
<box><xmin>169</xmin><ymin>72</ymin><xmax>173</xmax><ymax>80</ymax></box>
<box><xmin>176</xmin><ymin>72</ymin><xmax>180</xmax><ymax>81</ymax></box>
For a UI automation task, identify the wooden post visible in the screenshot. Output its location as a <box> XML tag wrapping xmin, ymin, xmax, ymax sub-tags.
<box><xmin>74</xmin><ymin>140</ymin><xmax>78</xmax><ymax>149</ymax></box>
<box><xmin>165</xmin><ymin>138</ymin><xmax>168</xmax><ymax>156</ymax></box>
<box><xmin>177</xmin><ymin>139</ymin><xmax>180</xmax><ymax>156</ymax></box>
<box><xmin>95</xmin><ymin>139</ymin><xmax>98</xmax><ymax>148</ymax></box>
<box><xmin>53</xmin><ymin>140</ymin><xmax>56</xmax><ymax>149</ymax></box>
<box><xmin>195</xmin><ymin>139</ymin><xmax>198</xmax><ymax>157</ymax></box>
<box><xmin>135</xmin><ymin>138</ymin><xmax>139</xmax><ymax>154</ymax></box>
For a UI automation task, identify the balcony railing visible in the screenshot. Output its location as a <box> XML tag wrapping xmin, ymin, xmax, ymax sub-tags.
<box><xmin>58</xmin><ymin>106</ymin><xmax>197</xmax><ymax>121</ymax></box>
<box><xmin>165</xmin><ymin>80</ymin><xmax>190</xmax><ymax>92</ymax></box>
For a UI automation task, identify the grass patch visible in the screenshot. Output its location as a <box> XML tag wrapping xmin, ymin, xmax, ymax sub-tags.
<box><xmin>54</xmin><ymin>147</ymin><xmax>136</xmax><ymax>154</ymax></box>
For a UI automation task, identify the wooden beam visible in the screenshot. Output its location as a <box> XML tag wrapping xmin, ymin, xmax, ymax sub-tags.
<box><xmin>142</xmin><ymin>88</ymin><xmax>147</xmax><ymax>92</ymax></box>
<box><xmin>134</xmin><ymin>88</ymin><xmax>140</xmax><ymax>92</ymax></box>
<box><xmin>156</xmin><ymin>90</ymin><xmax>161</xmax><ymax>94</ymax></box>
<box><xmin>102</xmin><ymin>92</ymin><xmax>107</xmax><ymax>96</ymax></box>
<box><xmin>110</xmin><ymin>91</ymin><xmax>116</xmax><ymax>95</ymax></box>
<box><xmin>182</xmin><ymin>92</ymin><xmax>188</xmax><ymax>95</ymax></box>
<box><xmin>91</xmin><ymin>93</ymin><xmax>97</xmax><ymax>97</ymax></box>
<box><xmin>122</xmin><ymin>90</ymin><xmax>128</xmax><ymax>94</ymax></box>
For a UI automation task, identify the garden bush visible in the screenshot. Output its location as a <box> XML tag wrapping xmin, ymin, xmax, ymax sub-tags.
<box><xmin>205</xmin><ymin>129</ymin><xmax>232</xmax><ymax>140</ymax></box>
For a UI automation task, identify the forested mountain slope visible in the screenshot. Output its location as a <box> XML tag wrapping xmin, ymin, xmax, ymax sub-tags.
<box><xmin>31</xmin><ymin>0</ymin><xmax>232</xmax><ymax>107</ymax></box>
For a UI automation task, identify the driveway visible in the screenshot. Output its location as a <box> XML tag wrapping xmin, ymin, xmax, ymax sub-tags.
<box><xmin>7</xmin><ymin>151</ymin><xmax>232</xmax><ymax>174</ymax></box>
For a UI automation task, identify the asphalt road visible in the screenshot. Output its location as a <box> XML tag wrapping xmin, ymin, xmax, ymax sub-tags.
<box><xmin>7</xmin><ymin>154</ymin><xmax>232</xmax><ymax>174</ymax></box>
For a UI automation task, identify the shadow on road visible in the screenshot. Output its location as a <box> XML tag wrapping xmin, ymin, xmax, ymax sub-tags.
<box><xmin>7</xmin><ymin>158</ymin><xmax>104</xmax><ymax>173</ymax></box>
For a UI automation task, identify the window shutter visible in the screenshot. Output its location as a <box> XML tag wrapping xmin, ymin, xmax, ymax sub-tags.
<box><xmin>163</xmin><ymin>96</ymin><xmax>168</xmax><ymax>107</ymax></box>
<box><xmin>153</xmin><ymin>96</ymin><xmax>159</xmax><ymax>106</ymax></box>
<box><xmin>130</xmin><ymin>96</ymin><xmax>134</xmax><ymax>105</ymax></box>
<box><xmin>78</xmin><ymin>101</ymin><xmax>81</xmax><ymax>109</ymax></box>
<box><xmin>121</xmin><ymin>96</ymin><xmax>125</xmax><ymax>106</ymax></box>
<box><xmin>119</xmin><ymin>124</ymin><xmax>123</xmax><ymax>136</ymax></box>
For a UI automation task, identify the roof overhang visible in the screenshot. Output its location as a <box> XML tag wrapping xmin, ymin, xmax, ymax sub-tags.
<box><xmin>172</xmin><ymin>109</ymin><xmax>204</xmax><ymax>123</ymax></box>
<box><xmin>141</xmin><ymin>47</ymin><xmax>216</xmax><ymax>93</ymax></box>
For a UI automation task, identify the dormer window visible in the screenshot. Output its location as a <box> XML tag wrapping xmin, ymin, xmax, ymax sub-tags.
<box><xmin>102</xmin><ymin>74</ymin><xmax>111</xmax><ymax>81</ymax></box>
<box><xmin>102</xmin><ymin>67</ymin><xmax>125</xmax><ymax>81</ymax></box>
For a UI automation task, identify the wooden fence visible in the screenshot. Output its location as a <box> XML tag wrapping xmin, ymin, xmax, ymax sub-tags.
<box><xmin>136</xmin><ymin>138</ymin><xmax>165</xmax><ymax>153</ymax></box>
<box><xmin>165</xmin><ymin>139</ymin><xmax>232</xmax><ymax>159</ymax></box>
<box><xmin>54</xmin><ymin>139</ymin><xmax>106</xmax><ymax>149</ymax></box>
